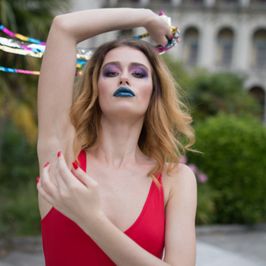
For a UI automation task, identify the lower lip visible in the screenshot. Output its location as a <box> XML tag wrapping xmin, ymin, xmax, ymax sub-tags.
<box><xmin>114</xmin><ymin>92</ymin><xmax>135</xmax><ymax>97</ymax></box>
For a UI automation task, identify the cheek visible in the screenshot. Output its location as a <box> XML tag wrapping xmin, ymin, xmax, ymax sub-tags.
<box><xmin>97</xmin><ymin>78</ymin><xmax>111</xmax><ymax>98</ymax></box>
<box><xmin>139</xmin><ymin>81</ymin><xmax>153</xmax><ymax>103</ymax></box>
<box><xmin>97</xmin><ymin>77</ymin><xmax>106</xmax><ymax>93</ymax></box>
<box><xmin>97</xmin><ymin>79</ymin><xmax>111</xmax><ymax>111</ymax></box>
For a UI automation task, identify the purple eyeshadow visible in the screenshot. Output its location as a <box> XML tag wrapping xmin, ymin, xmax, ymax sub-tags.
<box><xmin>101</xmin><ymin>63</ymin><xmax>149</xmax><ymax>78</ymax></box>
<box><xmin>102</xmin><ymin>64</ymin><xmax>120</xmax><ymax>77</ymax></box>
<box><xmin>130</xmin><ymin>66</ymin><xmax>148</xmax><ymax>78</ymax></box>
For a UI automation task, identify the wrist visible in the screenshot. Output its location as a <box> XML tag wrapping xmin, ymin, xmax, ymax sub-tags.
<box><xmin>79</xmin><ymin>210</ymin><xmax>107</xmax><ymax>233</ymax></box>
<box><xmin>142</xmin><ymin>9</ymin><xmax>156</xmax><ymax>29</ymax></box>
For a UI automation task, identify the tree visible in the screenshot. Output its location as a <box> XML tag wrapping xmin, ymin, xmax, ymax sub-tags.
<box><xmin>0</xmin><ymin>0</ymin><xmax>70</xmax><ymax>143</ymax></box>
<box><xmin>0</xmin><ymin>0</ymin><xmax>71</xmax><ymax>237</ymax></box>
<box><xmin>163</xmin><ymin>55</ymin><xmax>260</xmax><ymax>122</ymax></box>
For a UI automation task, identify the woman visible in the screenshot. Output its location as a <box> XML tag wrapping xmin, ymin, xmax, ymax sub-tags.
<box><xmin>36</xmin><ymin>8</ymin><xmax>197</xmax><ymax>266</ymax></box>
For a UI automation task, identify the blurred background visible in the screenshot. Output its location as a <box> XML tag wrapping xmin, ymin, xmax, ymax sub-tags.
<box><xmin>0</xmin><ymin>0</ymin><xmax>265</xmax><ymax>265</ymax></box>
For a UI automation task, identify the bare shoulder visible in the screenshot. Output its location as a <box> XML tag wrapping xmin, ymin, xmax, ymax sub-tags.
<box><xmin>162</xmin><ymin>163</ymin><xmax>197</xmax><ymax>206</ymax></box>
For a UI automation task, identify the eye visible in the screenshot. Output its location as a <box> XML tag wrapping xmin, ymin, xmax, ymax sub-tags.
<box><xmin>103</xmin><ymin>70</ymin><xmax>119</xmax><ymax>77</ymax></box>
<box><xmin>132</xmin><ymin>69</ymin><xmax>148</xmax><ymax>79</ymax></box>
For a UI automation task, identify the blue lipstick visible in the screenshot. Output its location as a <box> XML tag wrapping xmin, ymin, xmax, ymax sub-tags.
<box><xmin>113</xmin><ymin>86</ymin><xmax>135</xmax><ymax>97</ymax></box>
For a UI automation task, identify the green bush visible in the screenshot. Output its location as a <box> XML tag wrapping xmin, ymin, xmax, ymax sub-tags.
<box><xmin>0</xmin><ymin>119</ymin><xmax>40</xmax><ymax>237</ymax></box>
<box><xmin>196</xmin><ymin>183</ymin><xmax>219</xmax><ymax>225</ymax></box>
<box><xmin>0</xmin><ymin>119</ymin><xmax>38</xmax><ymax>189</ymax></box>
<box><xmin>187</xmin><ymin>72</ymin><xmax>260</xmax><ymax>121</ymax></box>
<box><xmin>163</xmin><ymin>56</ymin><xmax>261</xmax><ymax>122</ymax></box>
<box><xmin>189</xmin><ymin>114</ymin><xmax>266</xmax><ymax>224</ymax></box>
<box><xmin>0</xmin><ymin>181</ymin><xmax>40</xmax><ymax>238</ymax></box>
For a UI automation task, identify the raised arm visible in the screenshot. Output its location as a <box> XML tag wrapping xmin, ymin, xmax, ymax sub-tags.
<box><xmin>37</xmin><ymin>8</ymin><xmax>171</xmax><ymax>169</ymax></box>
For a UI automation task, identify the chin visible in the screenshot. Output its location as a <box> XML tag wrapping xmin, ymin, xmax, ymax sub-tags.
<box><xmin>102</xmin><ymin>106</ymin><xmax>146</xmax><ymax>120</ymax></box>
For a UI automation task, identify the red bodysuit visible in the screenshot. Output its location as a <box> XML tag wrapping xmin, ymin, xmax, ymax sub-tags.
<box><xmin>41</xmin><ymin>149</ymin><xmax>165</xmax><ymax>265</ymax></box>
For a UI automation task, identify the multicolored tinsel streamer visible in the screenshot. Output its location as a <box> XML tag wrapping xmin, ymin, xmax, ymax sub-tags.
<box><xmin>0</xmin><ymin>13</ymin><xmax>180</xmax><ymax>76</ymax></box>
<box><xmin>0</xmin><ymin>24</ymin><xmax>45</xmax><ymax>45</ymax></box>
<box><xmin>0</xmin><ymin>66</ymin><xmax>40</xmax><ymax>75</ymax></box>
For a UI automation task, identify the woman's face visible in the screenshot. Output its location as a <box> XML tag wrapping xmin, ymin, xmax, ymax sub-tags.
<box><xmin>97</xmin><ymin>46</ymin><xmax>153</xmax><ymax>119</ymax></box>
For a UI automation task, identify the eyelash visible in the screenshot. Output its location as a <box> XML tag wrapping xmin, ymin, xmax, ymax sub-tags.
<box><xmin>132</xmin><ymin>71</ymin><xmax>146</xmax><ymax>78</ymax></box>
<box><xmin>103</xmin><ymin>70</ymin><xmax>147</xmax><ymax>78</ymax></box>
<box><xmin>104</xmin><ymin>71</ymin><xmax>118</xmax><ymax>77</ymax></box>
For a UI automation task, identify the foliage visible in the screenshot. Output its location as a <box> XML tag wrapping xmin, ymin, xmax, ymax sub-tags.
<box><xmin>0</xmin><ymin>119</ymin><xmax>38</xmax><ymax>189</ymax></box>
<box><xmin>188</xmin><ymin>114</ymin><xmax>266</xmax><ymax>224</ymax></box>
<box><xmin>0</xmin><ymin>0</ymin><xmax>69</xmax><ymax>36</ymax></box>
<box><xmin>196</xmin><ymin>183</ymin><xmax>219</xmax><ymax>225</ymax></box>
<box><xmin>163</xmin><ymin>55</ymin><xmax>261</xmax><ymax>122</ymax></box>
<box><xmin>0</xmin><ymin>116</ymin><xmax>39</xmax><ymax>238</ymax></box>
<box><xmin>0</xmin><ymin>0</ymin><xmax>72</xmax><ymax>238</ymax></box>
<box><xmin>0</xmin><ymin>180</ymin><xmax>40</xmax><ymax>238</ymax></box>
<box><xmin>187</xmin><ymin>72</ymin><xmax>260</xmax><ymax>121</ymax></box>
<box><xmin>0</xmin><ymin>0</ymin><xmax>70</xmax><ymax>143</ymax></box>
<box><xmin>181</xmin><ymin>156</ymin><xmax>219</xmax><ymax>225</ymax></box>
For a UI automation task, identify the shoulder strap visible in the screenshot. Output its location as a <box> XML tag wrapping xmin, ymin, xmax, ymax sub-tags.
<box><xmin>77</xmin><ymin>149</ymin><xmax>86</xmax><ymax>172</ymax></box>
<box><xmin>156</xmin><ymin>172</ymin><xmax>162</xmax><ymax>184</ymax></box>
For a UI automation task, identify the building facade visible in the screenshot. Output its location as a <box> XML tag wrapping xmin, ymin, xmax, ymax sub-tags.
<box><xmin>71</xmin><ymin>0</ymin><xmax>266</xmax><ymax>121</ymax></box>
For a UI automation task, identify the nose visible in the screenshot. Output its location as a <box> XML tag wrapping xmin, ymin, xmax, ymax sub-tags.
<box><xmin>119</xmin><ymin>71</ymin><xmax>130</xmax><ymax>86</ymax></box>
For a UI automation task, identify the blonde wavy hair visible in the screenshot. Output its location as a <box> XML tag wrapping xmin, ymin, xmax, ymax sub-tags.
<box><xmin>69</xmin><ymin>39</ymin><xmax>194</xmax><ymax>185</ymax></box>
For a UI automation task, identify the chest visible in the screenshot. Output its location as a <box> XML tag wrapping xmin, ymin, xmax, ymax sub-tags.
<box><xmin>85</xmin><ymin>165</ymin><xmax>168</xmax><ymax>232</ymax></box>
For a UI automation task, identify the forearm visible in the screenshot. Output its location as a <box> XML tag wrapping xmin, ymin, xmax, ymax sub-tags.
<box><xmin>54</xmin><ymin>8</ymin><xmax>154</xmax><ymax>43</ymax></box>
<box><xmin>79</xmin><ymin>214</ymin><xmax>170</xmax><ymax>266</ymax></box>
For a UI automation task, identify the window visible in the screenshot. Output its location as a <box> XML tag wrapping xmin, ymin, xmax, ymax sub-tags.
<box><xmin>182</xmin><ymin>27</ymin><xmax>200</xmax><ymax>66</ymax></box>
<box><xmin>216</xmin><ymin>28</ymin><xmax>234</xmax><ymax>67</ymax></box>
<box><xmin>252</xmin><ymin>29</ymin><xmax>266</xmax><ymax>69</ymax></box>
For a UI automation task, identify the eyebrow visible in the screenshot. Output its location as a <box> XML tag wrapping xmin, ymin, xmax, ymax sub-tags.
<box><xmin>102</xmin><ymin>61</ymin><xmax>150</xmax><ymax>72</ymax></box>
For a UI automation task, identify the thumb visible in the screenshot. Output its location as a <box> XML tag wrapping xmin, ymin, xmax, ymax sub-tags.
<box><xmin>71</xmin><ymin>161</ymin><xmax>98</xmax><ymax>187</ymax></box>
<box><xmin>158</xmin><ymin>36</ymin><xmax>169</xmax><ymax>47</ymax></box>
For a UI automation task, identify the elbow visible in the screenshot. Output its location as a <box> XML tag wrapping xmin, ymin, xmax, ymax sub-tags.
<box><xmin>51</xmin><ymin>15</ymin><xmax>78</xmax><ymax>43</ymax></box>
<box><xmin>51</xmin><ymin>15</ymin><xmax>69</xmax><ymax>33</ymax></box>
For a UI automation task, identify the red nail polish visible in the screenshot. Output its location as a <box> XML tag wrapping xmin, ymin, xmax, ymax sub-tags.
<box><xmin>43</xmin><ymin>161</ymin><xmax>49</xmax><ymax>168</ymax></box>
<box><xmin>36</xmin><ymin>176</ymin><xmax>40</xmax><ymax>184</ymax></box>
<box><xmin>57</xmin><ymin>151</ymin><xmax>61</xmax><ymax>158</ymax></box>
<box><xmin>168</xmin><ymin>34</ymin><xmax>174</xmax><ymax>40</ymax></box>
<box><xmin>72</xmin><ymin>161</ymin><xmax>79</xmax><ymax>170</ymax></box>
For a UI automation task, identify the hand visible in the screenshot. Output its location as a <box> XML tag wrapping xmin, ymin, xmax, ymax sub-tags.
<box><xmin>144</xmin><ymin>10</ymin><xmax>173</xmax><ymax>47</ymax></box>
<box><xmin>37</xmin><ymin>152</ymin><xmax>103</xmax><ymax>226</ymax></box>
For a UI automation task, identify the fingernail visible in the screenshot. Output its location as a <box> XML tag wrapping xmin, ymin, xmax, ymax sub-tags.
<box><xmin>166</xmin><ymin>34</ymin><xmax>173</xmax><ymax>41</ymax></box>
<box><xmin>36</xmin><ymin>176</ymin><xmax>40</xmax><ymax>184</ymax></box>
<box><xmin>72</xmin><ymin>161</ymin><xmax>79</xmax><ymax>170</ymax></box>
<box><xmin>43</xmin><ymin>161</ymin><xmax>50</xmax><ymax>168</ymax></box>
<box><xmin>159</xmin><ymin>10</ymin><xmax>165</xmax><ymax>16</ymax></box>
<box><xmin>57</xmin><ymin>151</ymin><xmax>61</xmax><ymax>158</ymax></box>
<box><xmin>156</xmin><ymin>45</ymin><xmax>165</xmax><ymax>53</ymax></box>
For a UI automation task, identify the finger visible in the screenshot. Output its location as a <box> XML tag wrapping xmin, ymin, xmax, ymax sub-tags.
<box><xmin>72</xmin><ymin>161</ymin><xmax>98</xmax><ymax>187</ymax></box>
<box><xmin>156</xmin><ymin>30</ymin><xmax>173</xmax><ymax>47</ymax></box>
<box><xmin>54</xmin><ymin>157</ymin><xmax>69</xmax><ymax>192</ymax></box>
<box><xmin>158</xmin><ymin>37</ymin><xmax>168</xmax><ymax>47</ymax></box>
<box><xmin>41</xmin><ymin>163</ymin><xmax>58</xmax><ymax>198</ymax></box>
<box><xmin>57</xmin><ymin>151</ymin><xmax>81</xmax><ymax>187</ymax></box>
<box><xmin>164</xmin><ymin>25</ymin><xmax>175</xmax><ymax>43</ymax></box>
<box><xmin>38</xmin><ymin>166</ymin><xmax>57</xmax><ymax>204</ymax></box>
<box><xmin>37</xmin><ymin>182</ymin><xmax>54</xmax><ymax>205</ymax></box>
<box><xmin>48</xmin><ymin>159</ymin><xmax>60</xmax><ymax>188</ymax></box>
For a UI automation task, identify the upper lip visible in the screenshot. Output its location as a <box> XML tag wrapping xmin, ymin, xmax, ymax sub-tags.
<box><xmin>113</xmin><ymin>86</ymin><xmax>135</xmax><ymax>97</ymax></box>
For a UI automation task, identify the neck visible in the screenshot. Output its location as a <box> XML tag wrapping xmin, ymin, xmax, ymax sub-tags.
<box><xmin>90</xmin><ymin>116</ymin><xmax>145</xmax><ymax>168</ymax></box>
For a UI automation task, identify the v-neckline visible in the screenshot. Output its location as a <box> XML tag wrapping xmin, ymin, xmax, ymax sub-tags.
<box><xmin>83</xmin><ymin>149</ymin><xmax>155</xmax><ymax>233</ymax></box>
